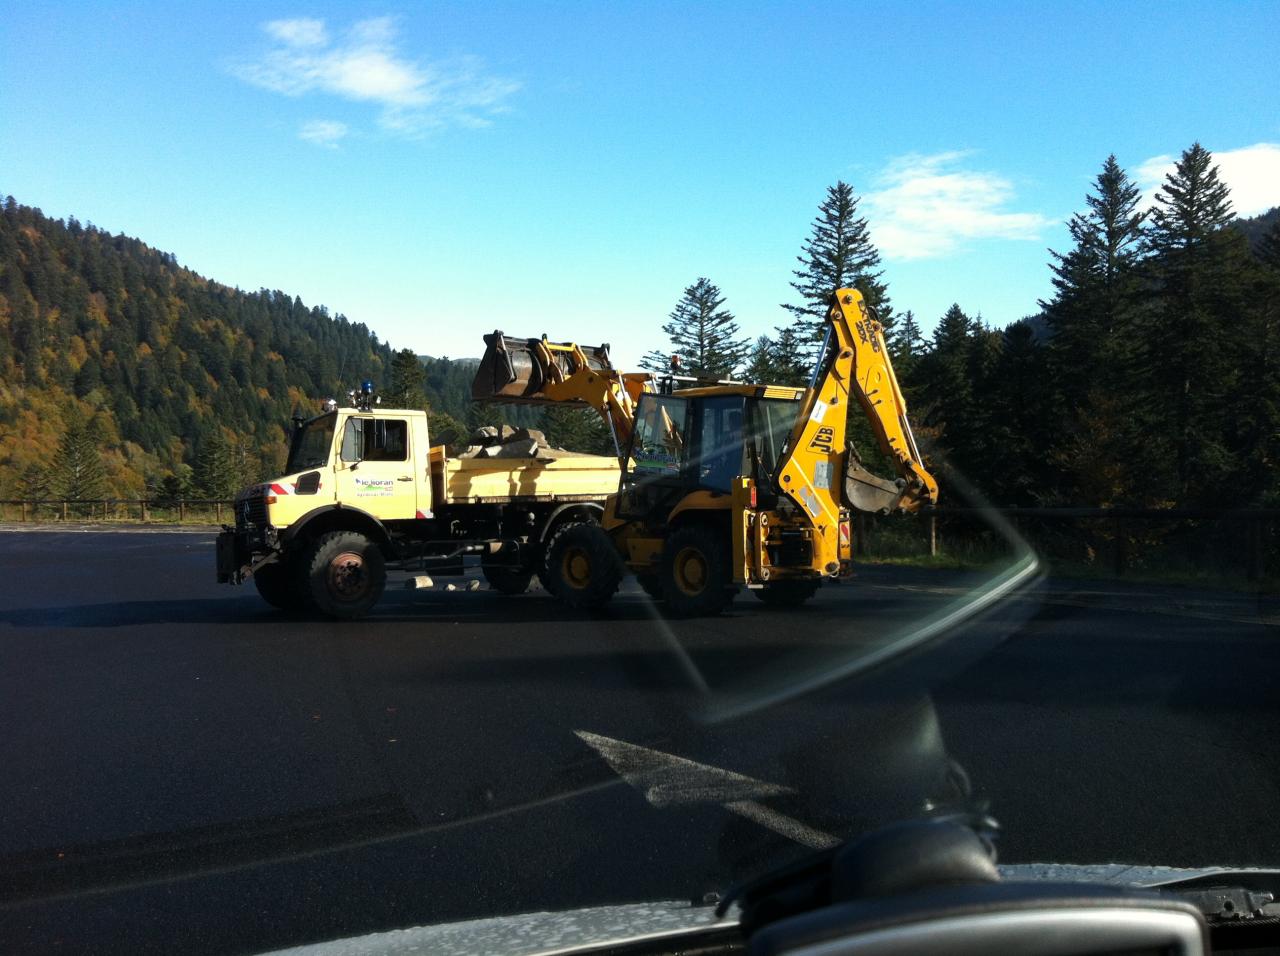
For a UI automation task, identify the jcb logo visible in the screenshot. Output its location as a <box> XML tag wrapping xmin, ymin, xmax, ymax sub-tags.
<box><xmin>808</xmin><ymin>426</ymin><xmax>835</xmax><ymax>454</ymax></box>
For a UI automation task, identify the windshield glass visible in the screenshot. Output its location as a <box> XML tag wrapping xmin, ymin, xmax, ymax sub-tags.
<box><xmin>285</xmin><ymin>413</ymin><xmax>336</xmax><ymax>473</ymax></box>
<box><xmin>4</xmin><ymin>6</ymin><xmax>1277</xmax><ymax>956</ymax></box>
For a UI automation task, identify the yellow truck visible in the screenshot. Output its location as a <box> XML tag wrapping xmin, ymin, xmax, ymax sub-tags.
<box><xmin>215</xmin><ymin>381</ymin><xmax>621</xmax><ymax>618</ymax></box>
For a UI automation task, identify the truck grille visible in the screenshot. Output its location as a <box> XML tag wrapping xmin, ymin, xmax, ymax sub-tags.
<box><xmin>236</xmin><ymin>497</ymin><xmax>270</xmax><ymax>531</ymax></box>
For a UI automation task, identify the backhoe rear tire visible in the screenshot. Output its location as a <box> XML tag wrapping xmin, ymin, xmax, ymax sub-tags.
<box><xmin>661</xmin><ymin>524</ymin><xmax>736</xmax><ymax>618</ymax></box>
<box><xmin>482</xmin><ymin>556</ymin><xmax>534</xmax><ymax>595</ymax></box>
<box><xmin>753</xmin><ymin>579</ymin><xmax>820</xmax><ymax>608</ymax></box>
<box><xmin>299</xmin><ymin>530</ymin><xmax>386</xmax><ymax>620</ymax></box>
<box><xmin>544</xmin><ymin>522</ymin><xmax>622</xmax><ymax>610</ymax></box>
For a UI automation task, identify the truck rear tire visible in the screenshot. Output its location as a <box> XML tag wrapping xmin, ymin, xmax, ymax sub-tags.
<box><xmin>661</xmin><ymin>524</ymin><xmax>736</xmax><ymax>617</ymax></box>
<box><xmin>544</xmin><ymin>522</ymin><xmax>622</xmax><ymax>609</ymax></box>
<box><xmin>252</xmin><ymin>560</ymin><xmax>299</xmax><ymax>611</ymax></box>
<box><xmin>753</xmin><ymin>579</ymin><xmax>820</xmax><ymax>608</ymax></box>
<box><xmin>300</xmin><ymin>531</ymin><xmax>386</xmax><ymax>620</ymax></box>
<box><xmin>482</xmin><ymin>556</ymin><xmax>534</xmax><ymax>595</ymax></box>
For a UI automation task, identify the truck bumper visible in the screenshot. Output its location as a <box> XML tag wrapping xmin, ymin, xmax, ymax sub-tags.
<box><xmin>216</xmin><ymin>530</ymin><xmax>251</xmax><ymax>584</ymax></box>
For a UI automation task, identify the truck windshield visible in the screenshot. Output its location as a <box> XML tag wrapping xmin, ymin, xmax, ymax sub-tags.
<box><xmin>286</xmin><ymin>413</ymin><xmax>336</xmax><ymax>473</ymax></box>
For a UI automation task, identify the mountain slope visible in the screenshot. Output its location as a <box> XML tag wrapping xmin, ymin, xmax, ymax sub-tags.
<box><xmin>0</xmin><ymin>196</ymin><xmax>395</xmax><ymax>495</ymax></box>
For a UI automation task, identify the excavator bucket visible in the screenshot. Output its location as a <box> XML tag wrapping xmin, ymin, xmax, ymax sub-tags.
<box><xmin>843</xmin><ymin>442</ymin><xmax>907</xmax><ymax>515</ymax></box>
<box><xmin>471</xmin><ymin>331</ymin><xmax>614</xmax><ymax>403</ymax></box>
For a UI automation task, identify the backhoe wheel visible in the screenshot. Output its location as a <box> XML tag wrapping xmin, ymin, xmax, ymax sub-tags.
<box><xmin>661</xmin><ymin>525</ymin><xmax>736</xmax><ymax>618</ymax></box>
<box><xmin>544</xmin><ymin>522</ymin><xmax>622</xmax><ymax>609</ymax></box>
<box><xmin>252</xmin><ymin>559</ymin><xmax>301</xmax><ymax>611</ymax></box>
<box><xmin>753</xmin><ymin>579</ymin><xmax>820</xmax><ymax>608</ymax></box>
<box><xmin>636</xmin><ymin>573</ymin><xmax>664</xmax><ymax>601</ymax></box>
<box><xmin>481</xmin><ymin>555</ymin><xmax>534</xmax><ymax>595</ymax></box>
<box><xmin>300</xmin><ymin>531</ymin><xmax>386</xmax><ymax>620</ymax></box>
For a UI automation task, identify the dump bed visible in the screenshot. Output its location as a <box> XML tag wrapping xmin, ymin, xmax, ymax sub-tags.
<box><xmin>429</xmin><ymin>446</ymin><xmax>619</xmax><ymax>505</ymax></box>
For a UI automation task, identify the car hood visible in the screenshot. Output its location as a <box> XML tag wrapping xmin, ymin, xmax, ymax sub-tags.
<box><xmin>259</xmin><ymin>863</ymin><xmax>1279</xmax><ymax>956</ymax></box>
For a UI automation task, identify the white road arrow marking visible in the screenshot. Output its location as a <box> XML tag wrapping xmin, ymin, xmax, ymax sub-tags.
<box><xmin>575</xmin><ymin>731</ymin><xmax>839</xmax><ymax>850</ymax></box>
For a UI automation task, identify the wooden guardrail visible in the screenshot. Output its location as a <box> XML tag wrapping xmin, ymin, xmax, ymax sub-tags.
<box><xmin>0</xmin><ymin>499</ymin><xmax>235</xmax><ymax>523</ymax></box>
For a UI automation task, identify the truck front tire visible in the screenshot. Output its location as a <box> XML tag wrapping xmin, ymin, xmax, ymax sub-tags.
<box><xmin>300</xmin><ymin>531</ymin><xmax>386</xmax><ymax>620</ymax></box>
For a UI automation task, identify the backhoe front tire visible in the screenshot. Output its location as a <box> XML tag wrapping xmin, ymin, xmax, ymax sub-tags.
<box><xmin>544</xmin><ymin>522</ymin><xmax>622</xmax><ymax>610</ymax></box>
<box><xmin>300</xmin><ymin>531</ymin><xmax>386</xmax><ymax>620</ymax></box>
<box><xmin>753</xmin><ymin>579</ymin><xmax>820</xmax><ymax>608</ymax></box>
<box><xmin>661</xmin><ymin>524</ymin><xmax>736</xmax><ymax>618</ymax></box>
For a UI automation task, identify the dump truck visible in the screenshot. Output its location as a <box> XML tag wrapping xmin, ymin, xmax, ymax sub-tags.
<box><xmin>216</xmin><ymin>370</ymin><xmax>630</xmax><ymax>619</ymax></box>
<box><xmin>477</xmin><ymin>288</ymin><xmax>939</xmax><ymax>616</ymax></box>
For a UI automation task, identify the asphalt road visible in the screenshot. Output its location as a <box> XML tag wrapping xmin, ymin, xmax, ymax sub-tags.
<box><xmin>0</xmin><ymin>529</ymin><xmax>1277</xmax><ymax>954</ymax></box>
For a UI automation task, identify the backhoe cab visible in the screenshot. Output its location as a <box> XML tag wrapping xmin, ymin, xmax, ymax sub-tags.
<box><xmin>473</xmin><ymin>289</ymin><xmax>938</xmax><ymax>616</ymax></box>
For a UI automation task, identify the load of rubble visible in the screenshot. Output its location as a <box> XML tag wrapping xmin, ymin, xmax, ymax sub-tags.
<box><xmin>455</xmin><ymin>425</ymin><xmax>599</xmax><ymax>460</ymax></box>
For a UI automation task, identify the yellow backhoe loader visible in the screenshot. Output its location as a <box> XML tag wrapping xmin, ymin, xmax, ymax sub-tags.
<box><xmin>470</xmin><ymin>289</ymin><xmax>938</xmax><ymax>616</ymax></box>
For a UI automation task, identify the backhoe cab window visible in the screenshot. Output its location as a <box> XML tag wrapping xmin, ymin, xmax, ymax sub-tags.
<box><xmin>696</xmin><ymin>396</ymin><xmax>746</xmax><ymax>492</ymax></box>
<box><xmin>341</xmin><ymin>418</ymin><xmax>408</xmax><ymax>463</ymax></box>
<box><xmin>627</xmin><ymin>396</ymin><xmax>689</xmax><ymax>477</ymax></box>
<box><xmin>286</xmin><ymin>413</ymin><xmax>336</xmax><ymax>473</ymax></box>
<box><xmin>748</xmin><ymin>397</ymin><xmax>801</xmax><ymax>479</ymax></box>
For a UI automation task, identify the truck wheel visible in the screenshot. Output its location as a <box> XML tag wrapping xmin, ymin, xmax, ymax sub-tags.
<box><xmin>482</xmin><ymin>556</ymin><xmax>534</xmax><ymax>595</ymax></box>
<box><xmin>662</xmin><ymin>524</ymin><xmax>736</xmax><ymax>617</ymax></box>
<box><xmin>300</xmin><ymin>531</ymin><xmax>386</xmax><ymax>619</ymax></box>
<box><xmin>544</xmin><ymin>522</ymin><xmax>622</xmax><ymax>609</ymax></box>
<box><xmin>753</xmin><ymin>579</ymin><xmax>820</xmax><ymax>608</ymax></box>
<box><xmin>252</xmin><ymin>560</ymin><xmax>298</xmax><ymax>611</ymax></box>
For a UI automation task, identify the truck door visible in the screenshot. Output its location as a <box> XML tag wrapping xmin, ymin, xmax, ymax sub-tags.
<box><xmin>334</xmin><ymin>416</ymin><xmax>418</xmax><ymax>520</ymax></box>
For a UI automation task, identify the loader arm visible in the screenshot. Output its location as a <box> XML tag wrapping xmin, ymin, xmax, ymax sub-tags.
<box><xmin>472</xmin><ymin>332</ymin><xmax>652</xmax><ymax>458</ymax></box>
<box><xmin>775</xmin><ymin>289</ymin><xmax>938</xmax><ymax>524</ymax></box>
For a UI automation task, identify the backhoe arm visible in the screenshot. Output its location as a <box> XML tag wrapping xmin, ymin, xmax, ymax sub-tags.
<box><xmin>471</xmin><ymin>332</ymin><xmax>652</xmax><ymax>456</ymax></box>
<box><xmin>776</xmin><ymin>289</ymin><xmax>938</xmax><ymax>523</ymax></box>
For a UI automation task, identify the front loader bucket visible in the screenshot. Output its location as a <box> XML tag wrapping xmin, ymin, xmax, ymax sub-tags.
<box><xmin>471</xmin><ymin>331</ymin><xmax>614</xmax><ymax>403</ymax></box>
<box><xmin>843</xmin><ymin>442</ymin><xmax>906</xmax><ymax>515</ymax></box>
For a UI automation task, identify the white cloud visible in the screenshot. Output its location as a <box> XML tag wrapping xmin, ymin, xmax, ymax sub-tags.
<box><xmin>862</xmin><ymin>152</ymin><xmax>1053</xmax><ymax>260</ymax></box>
<box><xmin>1136</xmin><ymin>143</ymin><xmax>1280</xmax><ymax>217</ymax></box>
<box><xmin>299</xmin><ymin>119</ymin><xmax>348</xmax><ymax>148</ymax></box>
<box><xmin>232</xmin><ymin>16</ymin><xmax>519</xmax><ymax>136</ymax></box>
<box><xmin>264</xmin><ymin>18</ymin><xmax>328</xmax><ymax>48</ymax></box>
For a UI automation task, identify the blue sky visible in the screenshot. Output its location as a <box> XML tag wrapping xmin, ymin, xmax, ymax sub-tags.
<box><xmin>3</xmin><ymin>1</ymin><xmax>1278</xmax><ymax>368</ymax></box>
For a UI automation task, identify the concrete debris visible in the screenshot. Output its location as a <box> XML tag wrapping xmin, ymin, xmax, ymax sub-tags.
<box><xmin>405</xmin><ymin>575</ymin><xmax>434</xmax><ymax>589</ymax></box>
<box><xmin>455</xmin><ymin>422</ymin><xmax>587</xmax><ymax>460</ymax></box>
<box><xmin>492</xmin><ymin>439</ymin><xmax>540</xmax><ymax>458</ymax></box>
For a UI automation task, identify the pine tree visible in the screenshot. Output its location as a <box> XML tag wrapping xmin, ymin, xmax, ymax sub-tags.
<box><xmin>782</xmin><ymin>181</ymin><xmax>891</xmax><ymax>358</ymax></box>
<box><xmin>386</xmin><ymin>348</ymin><xmax>428</xmax><ymax>411</ymax></box>
<box><xmin>640</xmin><ymin>349</ymin><xmax>676</xmax><ymax>375</ymax></box>
<box><xmin>916</xmin><ymin>305</ymin><xmax>976</xmax><ymax>465</ymax></box>
<box><xmin>887</xmin><ymin>309</ymin><xmax>924</xmax><ymax>381</ymax></box>
<box><xmin>743</xmin><ymin>335</ymin><xmax>776</xmax><ymax>384</ymax></box>
<box><xmin>1140</xmin><ymin>142</ymin><xmax>1255</xmax><ymax>504</ymax></box>
<box><xmin>193</xmin><ymin>427</ymin><xmax>238</xmax><ymax>498</ymax></box>
<box><xmin>653</xmin><ymin>278</ymin><xmax>749</xmax><ymax>378</ymax></box>
<box><xmin>51</xmin><ymin>412</ymin><xmax>108</xmax><ymax>502</ymax></box>
<box><xmin>1043</xmin><ymin>155</ymin><xmax>1146</xmax><ymax>409</ymax></box>
<box><xmin>541</xmin><ymin>405</ymin><xmax>614</xmax><ymax>455</ymax></box>
<box><xmin>1257</xmin><ymin>218</ymin><xmax>1280</xmax><ymax>270</ymax></box>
